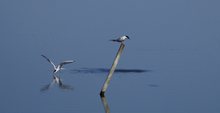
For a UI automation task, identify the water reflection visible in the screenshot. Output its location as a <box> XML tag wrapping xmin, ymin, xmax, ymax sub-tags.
<box><xmin>41</xmin><ymin>74</ymin><xmax>73</xmax><ymax>92</ymax></box>
<box><xmin>71</xmin><ymin>68</ymin><xmax>150</xmax><ymax>74</ymax></box>
<box><xmin>100</xmin><ymin>95</ymin><xmax>110</xmax><ymax>113</ymax></box>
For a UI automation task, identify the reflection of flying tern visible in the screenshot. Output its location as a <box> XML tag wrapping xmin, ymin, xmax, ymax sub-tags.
<box><xmin>110</xmin><ymin>35</ymin><xmax>130</xmax><ymax>43</ymax></box>
<box><xmin>41</xmin><ymin>75</ymin><xmax>73</xmax><ymax>91</ymax></box>
<box><xmin>41</xmin><ymin>54</ymin><xmax>75</xmax><ymax>73</ymax></box>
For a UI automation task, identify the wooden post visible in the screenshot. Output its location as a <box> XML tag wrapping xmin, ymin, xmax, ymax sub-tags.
<box><xmin>100</xmin><ymin>95</ymin><xmax>110</xmax><ymax>113</ymax></box>
<box><xmin>100</xmin><ymin>43</ymin><xmax>125</xmax><ymax>96</ymax></box>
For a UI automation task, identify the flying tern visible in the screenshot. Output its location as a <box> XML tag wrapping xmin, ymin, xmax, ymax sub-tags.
<box><xmin>41</xmin><ymin>54</ymin><xmax>75</xmax><ymax>73</ymax></box>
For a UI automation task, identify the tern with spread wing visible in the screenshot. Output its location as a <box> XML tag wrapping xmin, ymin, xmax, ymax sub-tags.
<box><xmin>41</xmin><ymin>54</ymin><xmax>75</xmax><ymax>73</ymax></box>
<box><xmin>110</xmin><ymin>35</ymin><xmax>130</xmax><ymax>43</ymax></box>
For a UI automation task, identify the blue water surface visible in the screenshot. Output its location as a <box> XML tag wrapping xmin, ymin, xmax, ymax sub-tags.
<box><xmin>0</xmin><ymin>0</ymin><xmax>220</xmax><ymax>113</ymax></box>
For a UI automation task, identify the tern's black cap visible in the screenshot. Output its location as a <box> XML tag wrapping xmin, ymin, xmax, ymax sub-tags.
<box><xmin>125</xmin><ymin>35</ymin><xmax>130</xmax><ymax>39</ymax></box>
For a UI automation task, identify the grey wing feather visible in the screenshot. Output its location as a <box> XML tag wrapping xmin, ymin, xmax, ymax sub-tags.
<box><xmin>41</xmin><ymin>55</ymin><xmax>56</xmax><ymax>69</ymax></box>
<box><xmin>59</xmin><ymin>60</ymin><xmax>75</xmax><ymax>67</ymax></box>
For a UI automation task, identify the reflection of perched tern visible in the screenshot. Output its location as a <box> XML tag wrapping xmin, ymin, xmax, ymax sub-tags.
<box><xmin>110</xmin><ymin>35</ymin><xmax>130</xmax><ymax>43</ymax></box>
<box><xmin>41</xmin><ymin>55</ymin><xmax>75</xmax><ymax>73</ymax></box>
<box><xmin>41</xmin><ymin>75</ymin><xmax>73</xmax><ymax>91</ymax></box>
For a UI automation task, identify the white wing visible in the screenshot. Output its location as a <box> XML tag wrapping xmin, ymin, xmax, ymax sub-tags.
<box><xmin>41</xmin><ymin>55</ymin><xmax>56</xmax><ymax>69</ymax></box>
<box><xmin>59</xmin><ymin>60</ymin><xmax>75</xmax><ymax>68</ymax></box>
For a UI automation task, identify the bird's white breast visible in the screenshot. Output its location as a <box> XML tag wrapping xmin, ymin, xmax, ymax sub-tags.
<box><xmin>120</xmin><ymin>36</ymin><xmax>127</xmax><ymax>40</ymax></box>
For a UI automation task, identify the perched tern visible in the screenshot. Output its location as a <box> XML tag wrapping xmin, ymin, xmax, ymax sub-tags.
<box><xmin>41</xmin><ymin>54</ymin><xmax>75</xmax><ymax>73</ymax></box>
<box><xmin>110</xmin><ymin>35</ymin><xmax>130</xmax><ymax>43</ymax></box>
<box><xmin>41</xmin><ymin>75</ymin><xmax>73</xmax><ymax>91</ymax></box>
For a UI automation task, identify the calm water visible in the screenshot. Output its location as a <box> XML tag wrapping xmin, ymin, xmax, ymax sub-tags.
<box><xmin>0</xmin><ymin>0</ymin><xmax>220</xmax><ymax>113</ymax></box>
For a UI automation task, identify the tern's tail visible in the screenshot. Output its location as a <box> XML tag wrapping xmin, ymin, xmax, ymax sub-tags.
<box><xmin>110</xmin><ymin>39</ymin><xmax>118</xmax><ymax>42</ymax></box>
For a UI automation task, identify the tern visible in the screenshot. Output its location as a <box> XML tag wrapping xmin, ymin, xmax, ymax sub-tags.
<box><xmin>110</xmin><ymin>35</ymin><xmax>130</xmax><ymax>43</ymax></box>
<box><xmin>41</xmin><ymin>54</ymin><xmax>75</xmax><ymax>73</ymax></box>
<box><xmin>41</xmin><ymin>75</ymin><xmax>73</xmax><ymax>91</ymax></box>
